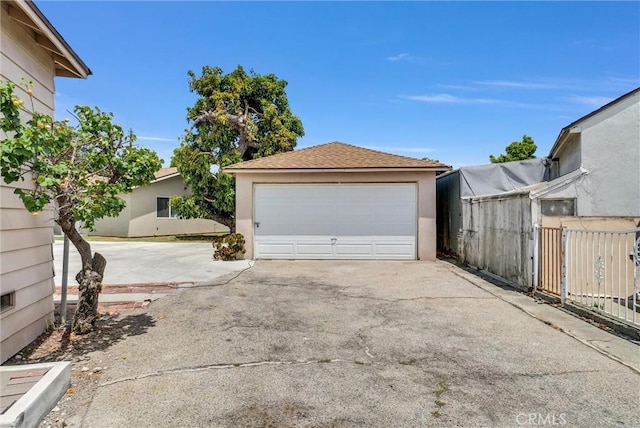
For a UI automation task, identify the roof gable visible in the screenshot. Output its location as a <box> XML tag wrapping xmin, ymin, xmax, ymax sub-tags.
<box><xmin>5</xmin><ymin>0</ymin><xmax>91</xmax><ymax>78</ymax></box>
<box><xmin>224</xmin><ymin>142</ymin><xmax>450</xmax><ymax>171</ymax></box>
<box><xmin>549</xmin><ymin>87</ymin><xmax>640</xmax><ymax>157</ymax></box>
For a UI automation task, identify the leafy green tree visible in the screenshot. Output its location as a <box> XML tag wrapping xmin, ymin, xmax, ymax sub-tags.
<box><xmin>171</xmin><ymin>65</ymin><xmax>304</xmax><ymax>231</ymax></box>
<box><xmin>489</xmin><ymin>135</ymin><xmax>537</xmax><ymax>163</ymax></box>
<box><xmin>0</xmin><ymin>81</ymin><xmax>162</xmax><ymax>333</ymax></box>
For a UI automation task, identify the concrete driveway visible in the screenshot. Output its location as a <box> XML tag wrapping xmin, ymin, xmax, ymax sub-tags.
<box><xmin>53</xmin><ymin>240</ymin><xmax>251</xmax><ymax>286</ymax></box>
<box><xmin>73</xmin><ymin>260</ymin><xmax>639</xmax><ymax>427</ymax></box>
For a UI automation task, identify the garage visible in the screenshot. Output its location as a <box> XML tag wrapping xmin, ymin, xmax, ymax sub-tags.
<box><xmin>254</xmin><ymin>183</ymin><xmax>417</xmax><ymax>259</ymax></box>
<box><xmin>224</xmin><ymin>142</ymin><xmax>450</xmax><ymax>261</ymax></box>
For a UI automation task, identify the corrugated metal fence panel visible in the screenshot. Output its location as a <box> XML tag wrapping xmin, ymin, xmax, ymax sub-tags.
<box><xmin>460</xmin><ymin>194</ymin><xmax>532</xmax><ymax>288</ymax></box>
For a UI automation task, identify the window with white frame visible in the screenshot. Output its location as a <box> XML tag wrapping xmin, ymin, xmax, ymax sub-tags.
<box><xmin>157</xmin><ymin>197</ymin><xmax>177</xmax><ymax>218</ymax></box>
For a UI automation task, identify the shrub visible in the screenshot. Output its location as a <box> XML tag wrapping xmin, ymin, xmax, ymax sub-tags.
<box><xmin>212</xmin><ymin>233</ymin><xmax>246</xmax><ymax>261</ymax></box>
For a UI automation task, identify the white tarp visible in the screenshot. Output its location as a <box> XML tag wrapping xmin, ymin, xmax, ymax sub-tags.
<box><xmin>458</xmin><ymin>158</ymin><xmax>549</xmax><ymax>197</ymax></box>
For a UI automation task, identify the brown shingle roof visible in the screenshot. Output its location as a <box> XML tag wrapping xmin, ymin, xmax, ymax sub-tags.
<box><xmin>154</xmin><ymin>167</ymin><xmax>179</xmax><ymax>180</ymax></box>
<box><xmin>224</xmin><ymin>142</ymin><xmax>450</xmax><ymax>171</ymax></box>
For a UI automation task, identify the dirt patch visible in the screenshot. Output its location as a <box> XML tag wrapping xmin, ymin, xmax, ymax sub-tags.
<box><xmin>223</xmin><ymin>401</ymin><xmax>313</xmax><ymax>428</ymax></box>
<box><xmin>5</xmin><ymin>304</ymin><xmax>157</xmax><ymax>428</ymax></box>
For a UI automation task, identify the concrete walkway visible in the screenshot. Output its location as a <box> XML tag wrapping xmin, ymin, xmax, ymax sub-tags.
<box><xmin>66</xmin><ymin>260</ymin><xmax>638</xmax><ymax>428</ymax></box>
<box><xmin>53</xmin><ymin>240</ymin><xmax>251</xmax><ymax>286</ymax></box>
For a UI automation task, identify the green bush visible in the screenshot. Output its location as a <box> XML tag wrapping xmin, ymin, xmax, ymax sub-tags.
<box><xmin>212</xmin><ymin>233</ymin><xmax>246</xmax><ymax>261</ymax></box>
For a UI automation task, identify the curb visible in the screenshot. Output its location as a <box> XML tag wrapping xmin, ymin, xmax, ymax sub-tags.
<box><xmin>533</xmin><ymin>290</ymin><xmax>640</xmax><ymax>341</ymax></box>
<box><xmin>0</xmin><ymin>362</ymin><xmax>71</xmax><ymax>428</ymax></box>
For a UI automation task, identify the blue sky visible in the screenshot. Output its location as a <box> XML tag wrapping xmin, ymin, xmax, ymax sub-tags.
<box><xmin>39</xmin><ymin>1</ymin><xmax>639</xmax><ymax>168</ymax></box>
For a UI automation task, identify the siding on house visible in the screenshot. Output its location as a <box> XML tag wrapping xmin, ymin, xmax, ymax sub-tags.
<box><xmin>0</xmin><ymin>4</ymin><xmax>57</xmax><ymax>363</ymax></box>
<box><xmin>0</xmin><ymin>0</ymin><xmax>89</xmax><ymax>363</ymax></box>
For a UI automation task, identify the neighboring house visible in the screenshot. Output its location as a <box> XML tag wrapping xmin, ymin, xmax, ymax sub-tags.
<box><xmin>437</xmin><ymin>87</ymin><xmax>640</xmax><ymax>290</ymax></box>
<box><xmin>1</xmin><ymin>0</ymin><xmax>91</xmax><ymax>363</ymax></box>
<box><xmin>88</xmin><ymin>167</ymin><xmax>229</xmax><ymax>237</ymax></box>
<box><xmin>224</xmin><ymin>142</ymin><xmax>450</xmax><ymax>261</ymax></box>
<box><xmin>543</xmin><ymin>87</ymin><xmax>640</xmax><ymax>220</ymax></box>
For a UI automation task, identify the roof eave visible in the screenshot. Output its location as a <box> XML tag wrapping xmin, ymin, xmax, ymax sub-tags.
<box><xmin>9</xmin><ymin>0</ymin><xmax>92</xmax><ymax>79</ymax></box>
<box><xmin>224</xmin><ymin>167</ymin><xmax>451</xmax><ymax>174</ymax></box>
<box><xmin>151</xmin><ymin>172</ymin><xmax>181</xmax><ymax>183</ymax></box>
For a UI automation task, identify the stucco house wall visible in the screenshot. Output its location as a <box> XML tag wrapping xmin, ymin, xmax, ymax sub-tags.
<box><xmin>0</xmin><ymin>0</ymin><xmax>90</xmax><ymax>363</ymax></box>
<box><xmin>85</xmin><ymin>194</ymin><xmax>132</xmax><ymax>237</ymax></box>
<box><xmin>550</xmin><ymin>89</ymin><xmax>640</xmax><ymax>217</ymax></box>
<box><xmin>578</xmin><ymin>93</ymin><xmax>640</xmax><ymax>216</ymax></box>
<box><xmin>90</xmin><ymin>174</ymin><xmax>228</xmax><ymax>237</ymax></box>
<box><xmin>552</xmin><ymin>134</ymin><xmax>581</xmax><ymax>177</ymax></box>
<box><xmin>235</xmin><ymin>171</ymin><xmax>438</xmax><ymax>261</ymax></box>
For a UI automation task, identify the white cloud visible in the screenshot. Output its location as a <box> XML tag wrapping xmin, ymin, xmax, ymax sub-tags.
<box><xmin>473</xmin><ymin>80</ymin><xmax>560</xmax><ymax>89</ymax></box>
<box><xmin>385</xmin><ymin>53</ymin><xmax>429</xmax><ymax>65</ymax></box>
<box><xmin>567</xmin><ymin>95</ymin><xmax>613</xmax><ymax>108</ymax></box>
<box><xmin>386</xmin><ymin>53</ymin><xmax>409</xmax><ymax>61</ymax></box>
<box><xmin>403</xmin><ymin>94</ymin><xmax>497</xmax><ymax>104</ymax></box>
<box><xmin>435</xmin><ymin>83</ymin><xmax>479</xmax><ymax>91</ymax></box>
<box><xmin>137</xmin><ymin>136</ymin><xmax>179</xmax><ymax>143</ymax></box>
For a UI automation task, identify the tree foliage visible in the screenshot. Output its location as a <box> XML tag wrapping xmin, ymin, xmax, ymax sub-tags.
<box><xmin>0</xmin><ymin>81</ymin><xmax>162</xmax><ymax>333</ymax></box>
<box><xmin>171</xmin><ymin>65</ymin><xmax>304</xmax><ymax>230</ymax></box>
<box><xmin>489</xmin><ymin>135</ymin><xmax>537</xmax><ymax>164</ymax></box>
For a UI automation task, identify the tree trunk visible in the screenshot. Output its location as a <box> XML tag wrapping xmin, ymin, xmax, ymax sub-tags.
<box><xmin>72</xmin><ymin>252</ymin><xmax>106</xmax><ymax>333</ymax></box>
<box><xmin>209</xmin><ymin>213</ymin><xmax>235</xmax><ymax>234</ymax></box>
<box><xmin>57</xmin><ymin>210</ymin><xmax>106</xmax><ymax>334</ymax></box>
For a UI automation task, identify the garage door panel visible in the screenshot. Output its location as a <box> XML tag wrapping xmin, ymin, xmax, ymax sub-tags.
<box><xmin>256</xmin><ymin>243</ymin><xmax>295</xmax><ymax>257</ymax></box>
<box><xmin>334</xmin><ymin>243</ymin><xmax>373</xmax><ymax>256</ymax></box>
<box><xmin>254</xmin><ymin>184</ymin><xmax>416</xmax><ymax>260</ymax></box>
<box><xmin>334</xmin><ymin>222</ymin><xmax>415</xmax><ymax>236</ymax></box>
<box><xmin>296</xmin><ymin>242</ymin><xmax>333</xmax><ymax>256</ymax></box>
<box><xmin>375</xmin><ymin>243</ymin><xmax>416</xmax><ymax>256</ymax></box>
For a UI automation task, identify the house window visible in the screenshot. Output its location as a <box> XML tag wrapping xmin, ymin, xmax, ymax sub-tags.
<box><xmin>1</xmin><ymin>292</ymin><xmax>15</xmax><ymax>312</ymax></box>
<box><xmin>156</xmin><ymin>197</ymin><xmax>177</xmax><ymax>218</ymax></box>
<box><xmin>541</xmin><ymin>199</ymin><xmax>576</xmax><ymax>217</ymax></box>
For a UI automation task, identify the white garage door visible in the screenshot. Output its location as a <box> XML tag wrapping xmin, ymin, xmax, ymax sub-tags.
<box><xmin>254</xmin><ymin>184</ymin><xmax>417</xmax><ymax>260</ymax></box>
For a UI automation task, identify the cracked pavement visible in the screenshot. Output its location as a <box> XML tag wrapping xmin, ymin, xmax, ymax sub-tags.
<box><xmin>74</xmin><ymin>260</ymin><xmax>639</xmax><ymax>427</ymax></box>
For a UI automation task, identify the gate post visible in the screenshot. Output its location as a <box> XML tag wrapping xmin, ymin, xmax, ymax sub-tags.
<box><xmin>532</xmin><ymin>224</ymin><xmax>539</xmax><ymax>292</ymax></box>
<box><xmin>560</xmin><ymin>228</ymin><xmax>568</xmax><ymax>305</ymax></box>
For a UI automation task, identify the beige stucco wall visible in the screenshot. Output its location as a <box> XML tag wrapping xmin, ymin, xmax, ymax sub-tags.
<box><xmin>552</xmin><ymin>92</ymin><xmax>640</xmax><ymax>217</ymax></box>
<box><xmin>234</xmin><ymin>171</ymin><xmax>438</xmax><ymax>260</ymax></box>
<box><xmin>91</xmin><ymin>175</ymin><xmax>228</xmax><ymax>237</ymax></box>
<box><xmin>0</xmin><ymin>4</ymin><xmax>57</xmax><ymax>363</ymax></box>
<box><xmin>86</xmin><ymin>193</ymin><xmax>131</xmax><ymax>236</ymax></box>
<box><xmin>579</xmin><ymin>93</ymin><xmax>640</xmax><ymax>217</ymax></box>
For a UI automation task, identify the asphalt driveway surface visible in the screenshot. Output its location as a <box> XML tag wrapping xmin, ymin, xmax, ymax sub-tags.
<box><xmin>76</xmin><ymin>260</ymin><xmax>639</xmax><ymax>427</ymax></box>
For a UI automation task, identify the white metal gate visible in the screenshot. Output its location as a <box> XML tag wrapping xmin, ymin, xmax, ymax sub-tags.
<box><xmin>535</xmin><ymin>226</ymin><xmax>640</xmax><ymax>326</ymax></box>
